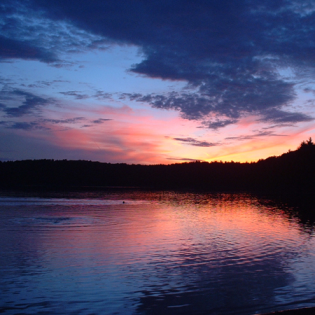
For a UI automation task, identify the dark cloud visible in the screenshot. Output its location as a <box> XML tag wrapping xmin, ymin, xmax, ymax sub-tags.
<box><xmin>0</xmin><ymin>120</ymin><xmax>48</xmax><ymax>130</ymax></box>
<box><xmin>119</xmin><ymin>93</ymin><xmax>142</xmax><ymax>101</ymax></box>
<box><xmin>259</xmin><ymin>109</ymin><xmax>313</xmax><ymax>123</ymax></box>
<box><xmin>49</xmin><ymin>61</ymin><xmax>78</xmax><ymax>69</ymax></box>
<box><xmin>0</xmin><ymin>76</ymin><xmax>14</xmax><ymax>85</ymax></box>
<box><xmin>202</xmin><ymin>119</ymin><xmax>238</xmax><ymax>130</ymax></box>
<box><xmin>0</xmin><ymin>116</ymin><xmax>111</xmax><ymax>132</ymax></box>
<box><xmin>225</xmin><ymin>131</ymin><xmax>285</xmax><ymax>141</ymax></box>
<box><xmin>0</xmin><ymin>1</ymin><xmax>109</xmax><ymax>64</ymax></box>
<box><xmin>304</xmin><ymin>87</ymin><xmax>315</xmax><ymax>94</ymax></box>
<box><xmin>92</xmin><ymin>118</ymin><xmax>112</xmax><ymax>124</ymax></box>
<box><xmin>7</xmin><ymin>121</ymin><xmax>47</xmax><ymax>130</ymax></box>
<box><xmin>166</xmin><ymin>157</ymin><xmax>202</xmax><ymax>162</ymax></box>
<box><xmin>59</xmin><ymin>91</ymin><xmax>113</xmax><ymax>101</ymax></box>
<box><xmin>44</xmin><ymin>117</ymin><xmax>111</xmax><ymax>125</ymax></box>
<box><xmin>94</xmin><ymin>91</ymin><xmax>112</xmax><ymax>99</ymax></box>
<box><xmin>0</xmin><ymin>116</ymin><xmax>111</xmax><ymax>131</ymax></box>
<box><xmin>122</xmin><ymin>89</ymin><xmax>302</xmax><ymax>129</ymax></box>
<box><xmin>2</xmin><ymin>0</ymin><xmax>315</xmax><ymax>127</ymax></box>
<box><xmin>0</xmin><ymin>35</ymin><xmax>57</xmax><ymax>62</ymax></box>
<box><xmin>22</xmin><ymin>80</ymin><xmax>69</xmax><ymax>89</ymax></box>
<box><xmin>124</xmin><ymin>93</ymin><xmax>213</xmax><ymax>120</ymax></box>
<box><xmin>42</xmin><ymin>117</ymin><xmax>85</xmax><ymax>124</ymax></box>
<box><xmin>174</xmin><ymin>137</ymin><xmax>219</xmax><ymax>147</ymax></box>
<box><xmin>60</xmin><ymin>91</ymin><xmax>89</xmax><ymax>100</ymax></box>
<box><xmin>81</xmin><ymin>118</ymin><xmax>112</xmax><ymax>128</ymax></box>
<box><xmin>262</xmin><ymin>124</ymin><xmax>294</xmax><ymax>130</ymax></box>
<box><xmin>0</xmin><ymin>89</ymin><xmax>52</xmax><ymax>117</ymax></box>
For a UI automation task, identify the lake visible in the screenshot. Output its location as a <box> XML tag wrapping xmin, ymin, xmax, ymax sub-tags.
<box><xmin>1</xmin><ymin>191</ymin><xmax>315</xmax><ymax>315</ymax></box>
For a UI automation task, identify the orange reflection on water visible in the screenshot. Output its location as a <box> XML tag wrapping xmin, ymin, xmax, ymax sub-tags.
<box><xmin>34</xmin><ymin>195</ymin><xmax>306</xmax><ymax>273</ymax></box>
<box><xmin>2</xmin><ymin>194</ymin><xmax>315</xmax><ymax>315</ymax></box>
<box><xmin>50</xmin><ymin>197</ymin><xmax>303</xmax><ymax>264</ymax></box>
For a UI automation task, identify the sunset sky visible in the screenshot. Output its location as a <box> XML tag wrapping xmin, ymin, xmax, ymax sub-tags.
<box><xmin>1</xmin><ymin>0</ymin><xmax>315</xmax><ymax>164</ymax></box>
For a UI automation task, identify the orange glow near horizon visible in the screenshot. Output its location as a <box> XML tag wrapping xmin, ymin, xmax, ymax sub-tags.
<box><xmin>7</xmin><ymin>99</ymin><xmax>315</xmax><ymax>164</ymax></box>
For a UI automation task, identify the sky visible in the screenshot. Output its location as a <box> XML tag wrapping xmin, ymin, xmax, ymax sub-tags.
<box><xmin>1</xmin><ymin>0</ymin><xmax>315</xmax><ymax>164</ymax></box>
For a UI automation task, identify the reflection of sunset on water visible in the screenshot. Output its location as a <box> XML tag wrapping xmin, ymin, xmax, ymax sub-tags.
<box><xmin>36</xmin><ymin>195</ymin><xmax>308</xmax><ymax>271</ymax></box>
<box><xmin>1</xmin><ymin>193</ymin><xmax>315</xmax><ymax>315</ymax></box>
<box><xmin>101</xmin><ymin>197</ymin><xmax>303</xmax><ymax>264</ymax></box>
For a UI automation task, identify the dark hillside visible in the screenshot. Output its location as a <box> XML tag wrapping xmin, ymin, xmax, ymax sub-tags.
<box><xmin>254</xmin><ymin>138</ymin><xmax>315</xmax><ymax>191</ymax></box>
<box><xmin>1</xmin><ymin>139</ymin><xmax>315</xmax><ymax>192</ymax></box>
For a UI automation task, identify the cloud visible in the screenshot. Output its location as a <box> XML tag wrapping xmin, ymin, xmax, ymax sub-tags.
<box><xmin>81</xmin><ymin>118</ymin><xmax>112</xmax><ymax>127</ymax></box>
<box><xmin>0</xmin><ymin>116</ymin><xmax>111</xmax><ymax>131</ymax></box>
<box><xmin>202</xmin><ymin>119</ymin><xmax>238</xmax><ymax>130</ymax></box>
<box><xmin>304</xmin><ymin>87</ymin><xmax>315</xmax><ymax>95</ymax></box>
<box><xmin>59</xmin><ymin>91</ymin><xmax>113</xmax><ymax>101</ymax></box>
<box><xmin>94</xmin><ymin>91</ymin><xmax>112</xmax><ymax>100</ymax></box>
<box><xmin>23</xmin><ymin>80</ymin><xmax>69</xmax><ymax>88</ymax></box>
<box><xmin>122</xmin><ymin>69</ymin><xmax>296</xmax><ymax>123</ymax></box>
<box><xmin>0</xmin><ymin>89</ymin><xmax>52</xmax><ymax>117</ymax></box>
<box><xmin>0</xmin><ymin>120</ymin><xmax>48</xmax><ymax>130</ymax></box>
<box><xmin>258</xmin><ymin>109</ymin><xmax>313</xmax><ymax>124</ymax></box>
<box><xmin>60</xmin><ymin>91</ymin><xmax>89</xmax><ymax>100</ymax></box>
<box><xmin>2</xmin><ymin>0</ymin><xmax>315</xmax><ymax>127</ymax></box>
<box><xmin>166</xmin><ymin>157</ymin><xmax>202</xmax><ymax>162</ymax></box>
<box><xmin>0</xmin><ymin>1</ymin><xmax>110</xmax><ymax>64</ymax></box>
<box><xmin>174</xmin><ymin>137</ymin><xmax>219</xmax><ymax>147</ymax></box>
<box><xmin>0</xmin><ymin>35</ymin><xmax>57</xmax><ymax>62</ymax></box>
<box><xmin>225</xmin><ymin>131</ymin><xmax>285</xmax><ymax>141</ymax></box>
<box><xmin>42</xmin><ymin>117</ymin><xmax>85</xmax><ymax>124</ymax></box>
<box><xmin>7</xmin><ymin>121</ymin><xmax>47</xmax><ymax>130</ymax></box>
<box><xmin>92</xmin><ymin>118</ymin><xmax>112</xmax><ymax>124</ymax></box>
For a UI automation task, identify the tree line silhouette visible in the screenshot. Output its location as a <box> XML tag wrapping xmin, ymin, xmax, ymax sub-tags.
<box><xmin>1</xmin><ymin>139</ymin><xmax>315</xmax><ymax>192</ymax></box>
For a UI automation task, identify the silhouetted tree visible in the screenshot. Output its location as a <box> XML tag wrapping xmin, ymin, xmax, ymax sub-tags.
<box><xmin>299</xmin><ymin>137</ymin><xmax>314</xmax><ymax>149</ymax></box>
<box><xmin>1</xmin><ymin>138</ymin><xmax>314</xmax><ymax>192</ymax></box>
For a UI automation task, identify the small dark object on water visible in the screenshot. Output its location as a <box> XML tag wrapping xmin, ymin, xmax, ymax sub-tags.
<box><xmin>122</xmin><ymin>201</ymin><xmax>125</xmax><ymax>204</ymax></box>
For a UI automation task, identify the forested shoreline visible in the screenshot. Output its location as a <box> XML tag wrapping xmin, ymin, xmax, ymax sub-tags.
<box><xmin>1</xmin><ymin>139</ymin><xmax>315</xmax><ymax>192</ymax></box>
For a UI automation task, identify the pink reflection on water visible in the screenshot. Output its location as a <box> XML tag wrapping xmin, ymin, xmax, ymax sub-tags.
<box><xmin>1</xmin><ymin>193</ymin><xmax>315</xmax><ymax>315</ymax></box>
<box><xmin>33</xmin><ymin>195</ymin><xmax>306</xmax><ymax>271</ymax></box>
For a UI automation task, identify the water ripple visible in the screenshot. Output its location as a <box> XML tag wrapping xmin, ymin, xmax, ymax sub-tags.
<box><xmin>0</xmin><ymin>192</ymin><xmax>315</xmax><ymax>314</ymax></box>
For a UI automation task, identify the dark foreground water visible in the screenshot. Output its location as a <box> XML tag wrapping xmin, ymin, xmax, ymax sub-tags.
<box><xmin>1</xmin><ymin>191</ymin><xmax>315</xmax><ymax>315</ymax></box>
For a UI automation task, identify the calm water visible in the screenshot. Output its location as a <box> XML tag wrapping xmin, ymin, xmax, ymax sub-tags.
<box><xmin>1</xmin><ymin>191</ymin><xmax>315</xmax><ymax>315</ymax></box>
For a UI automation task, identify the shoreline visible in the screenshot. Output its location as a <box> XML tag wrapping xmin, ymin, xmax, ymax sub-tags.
<box><xmin>261</xmin><ymin>307</ymin><xmax>315</xmax><ymax>314</ymax></box>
